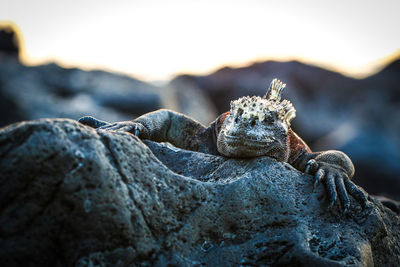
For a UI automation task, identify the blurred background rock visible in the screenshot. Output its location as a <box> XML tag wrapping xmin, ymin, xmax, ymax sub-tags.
<box><xmin>0</xmin><ymin>24</ymin><xmax>399</xmax><ymax>201</ymax></box>
<box><xmin>0</xmin><ymin>25</ymin><xmax>218</xmax><ymax>127</ymax></box>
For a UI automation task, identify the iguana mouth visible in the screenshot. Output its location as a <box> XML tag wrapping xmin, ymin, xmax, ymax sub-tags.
<box><xmin>222</xmin><ymin>134</ymin><xmax>274</xmax><ymax>148</ymax></box>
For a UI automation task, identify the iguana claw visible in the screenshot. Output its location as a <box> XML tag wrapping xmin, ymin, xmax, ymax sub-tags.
<box><xmin>134</xmin><ymin>124</ymin><xmax>142</xmax><ymax>136</ymax></box>
<box><xmin>307</xmin><ymin>159</ymin><xmax>368</xmax><ymax>212</ymax></box>
<box><xmin>78</xmin><ymin>116</ymin><xmax>109</xmax><ymax>128</ymax></box>
<box><xmin>305</xmin><ymin>159</ymin><xmax>318</xmax><ymax>174</ymax></box>
<box><xmin>312</xmin><ymin>168</ymin><xmax>325</xmax><ymax>192</ymax></box>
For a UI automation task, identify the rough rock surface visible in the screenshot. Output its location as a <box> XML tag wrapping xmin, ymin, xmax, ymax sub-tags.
<box><xmin>0</xmin><ymin>119</ymin><xmax>399</xmax><ymax>266</ymax></box>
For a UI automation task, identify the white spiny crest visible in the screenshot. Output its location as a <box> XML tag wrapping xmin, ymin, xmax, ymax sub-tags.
<box><xmin>264</xmin><ymin>78</ymin><xmax>286</xmax><ymax>101</ymax></box>
<box><xmin>280</xmin><ymin>99</ymin><xmax>296</xmax><ymax>124</ymax></box>
<box><xmin>230</xmin><ymin>78</ymin><xmax>296</xmax><ymax>126</ymax></box>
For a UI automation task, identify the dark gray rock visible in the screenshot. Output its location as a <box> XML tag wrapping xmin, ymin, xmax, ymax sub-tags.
<box><xmin>0</xmin><ymin>119</ymin><xmax>399</xmax><ymax>266</ymax></box>
<box><xmin>0</xmin><ymin>58</ymin><xmax>217</xmax><ymax>128</ymax></box>
<box><xmin>0</xmin><ymin>26</ymin><xmax>19</xmax><ymax>57</ymax></box>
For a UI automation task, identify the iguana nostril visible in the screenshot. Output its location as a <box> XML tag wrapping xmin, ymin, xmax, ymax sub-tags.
<box><xmin>250</xmin><ymin>120</ymin><xmax>256</xmax><ymax>127</ymax></box>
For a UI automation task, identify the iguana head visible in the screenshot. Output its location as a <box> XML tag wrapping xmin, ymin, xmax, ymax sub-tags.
<box><xmin>216</xmin><ymin>79</ymin><xmax>296</xmax><ymax>160</ymax></box>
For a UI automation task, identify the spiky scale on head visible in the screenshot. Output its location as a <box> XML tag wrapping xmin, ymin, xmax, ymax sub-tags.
<box><xmin>230</xmin><ymin>78</ymin><xmax>296</xmax><ymax>126</ymax></box>
<box><xmin>265</xmin><ymin>78</ymin><xmax>286</xmax><ymax>101</ymax></box>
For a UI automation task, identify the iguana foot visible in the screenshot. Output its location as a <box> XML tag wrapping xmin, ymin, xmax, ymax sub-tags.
<box><xmin>306</xmin><ymin>159</ymin><xmax>368</xmax><ymax>212</ymax></box>
<box><xmin>98</xmin><ymin>121</ymin><xmax>143</xmax><ymax>136</ymax></box>
<box><xmin>78</xmin><ymin>116</ymin><xmax>143</xmax><ymax>136</ymax></box>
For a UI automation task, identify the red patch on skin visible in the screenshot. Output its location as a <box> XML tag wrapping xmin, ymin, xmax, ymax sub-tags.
<box><xmin>219</xmin><ymin>111</ymin><xmax>230</xmax><ymax>124</ymax></box>
<box><xmin>288</xmin><ymin>129</ymin><xmax>311</xmax><ymax>155</ymax></box>
<box><xmin>216</xmin><ymin>111</ymin><xmax>230</xmax><ymax>134</ymax></box>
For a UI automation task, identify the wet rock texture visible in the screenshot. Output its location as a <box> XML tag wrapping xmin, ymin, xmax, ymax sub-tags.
<box><xmin>0</xmin><ymin>119</ymin><xmax>399</xmax><ymax>266</ymax></box>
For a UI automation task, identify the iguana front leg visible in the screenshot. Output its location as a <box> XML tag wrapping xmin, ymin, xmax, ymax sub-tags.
<box><xmin>79</xmin><ymin>109</ymin><xmax>211</xmax><ymax>152</ymax></box>
<box><xmin>288</xmin><ymin>130</ymin><xmax>367</xmax><ymax>212</ymax></box>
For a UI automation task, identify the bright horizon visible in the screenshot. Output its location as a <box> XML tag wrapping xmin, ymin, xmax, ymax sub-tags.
<box><xmin>1</xmin><ymin>0</ymin><xmax>399</xmax><ymax>81</ymax></box>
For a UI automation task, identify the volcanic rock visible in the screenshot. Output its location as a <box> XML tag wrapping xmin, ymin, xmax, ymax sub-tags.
<box><xmin>0</xmin><ymin>119</ymin><xmax>399</xmax><ymax>266</ymax></box>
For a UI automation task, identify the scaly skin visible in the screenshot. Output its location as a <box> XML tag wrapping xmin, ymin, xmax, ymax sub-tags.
<box><xmin>79</xmin><ymin>79</ymin><xmax>368</xmax><ymax>212</ymax></box>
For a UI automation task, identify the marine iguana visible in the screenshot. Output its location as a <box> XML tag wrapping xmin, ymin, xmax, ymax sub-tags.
<box><xmin>79</xmin><ymin>78</ymin><xmax>367</xmax><ymax>212</ymax></box>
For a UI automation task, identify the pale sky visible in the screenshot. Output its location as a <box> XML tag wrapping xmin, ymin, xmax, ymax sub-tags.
<box><xmin>1</xmin><ymin>0</ymin><xmax>399</xmax><ymax>81</ymax></box>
